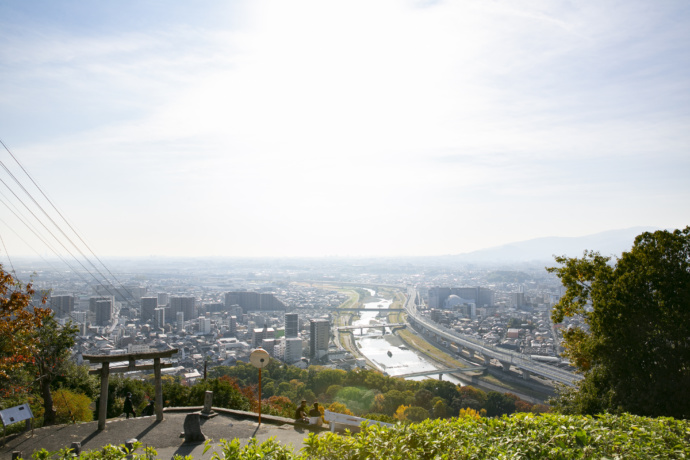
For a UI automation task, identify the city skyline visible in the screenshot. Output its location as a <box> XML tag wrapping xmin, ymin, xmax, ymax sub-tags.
<box><xmin>1</xmin><ymin>1</ymin><xmax>688</xmax><ymax>259</ymax></box>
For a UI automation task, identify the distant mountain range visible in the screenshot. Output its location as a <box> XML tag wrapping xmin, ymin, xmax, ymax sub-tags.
<box><xmin>456</xmin><ymin>227</ymin><xmax>662</xmax><ymax>263</ymax></box>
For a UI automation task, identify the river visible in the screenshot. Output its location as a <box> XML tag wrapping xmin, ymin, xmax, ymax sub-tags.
<box><xmin>352</xmin><ymin>289</ymin><xmax>462</xmax><ymax>385</ymax></box>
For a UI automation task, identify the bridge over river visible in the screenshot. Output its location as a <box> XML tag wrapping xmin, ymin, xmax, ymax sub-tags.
<box><xmin>337</xmin><ymin>323</ymin><xmax>407</xmax><ymax>333</ymax></box>
<box><xmin>388</xmin><ymin>366</ymin><xmax>487</xmax><ymax>381</ymax></box>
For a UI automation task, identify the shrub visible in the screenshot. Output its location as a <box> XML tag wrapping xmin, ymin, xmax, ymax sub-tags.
<box><xmin>53</xmin><ymin>389</ymin><xmax>93</xmax><ymax>424</ymax></box>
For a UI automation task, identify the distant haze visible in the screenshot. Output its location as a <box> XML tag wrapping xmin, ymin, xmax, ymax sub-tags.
<box><xmin>455</xmin><ymin>227</ymin><xmax>661</xmax><ymax>263</ymax></box>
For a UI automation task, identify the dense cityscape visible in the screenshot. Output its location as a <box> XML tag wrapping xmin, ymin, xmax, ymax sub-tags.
<box><xmin>15</xmin><ymin>257</ymin><xmax>579</xmax><ymax>392</ymax></box>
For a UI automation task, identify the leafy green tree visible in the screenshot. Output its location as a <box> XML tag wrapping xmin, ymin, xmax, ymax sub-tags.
<box><xmin>548</xmin><ymin>227</ymin><xmax>690</xmax><ymax>418</ymax></box>
<box><xmin>419</xmin><ymin>379</ymin><xmax>458</xmax><ymax>405</ymax></box>
<box><xmin>403</xmin><ymin>406</ymin><xmax>430</xmax><ymax>422</ymax></box>
<box><xmin>335</xmin><ymin>386</ymin><xmax>378</xmax><ymax>414</ymax></box>
<box><xmin>53</xmin><ymin>361</ymin><xmax>99</xmax><ymax>400</ymax></box>
<box><xmin>484</xmin><ymin>391</ymin><xmax>516</xmax><ymax>417</ymax></box>
<box><xmin>381</xmin><ymin>389</ymin><xmax>414</xmax><ymax>415</ymax></box>
<box><xmin>325</xmin><ymin>384</ymin><xmax>342</xmax><ymax>402</ymax></box>
<box><xmin>308</xmin><ymin>368</ymin><xmax>346</xmax><ymax>396</ymax></box>
<box><xmin>102</xmin><ymin>375</ymin><xmax>154</xmax><ymax>418</ymax></box>
<box><xmin>413</xmin><ymin>389</ymin><xmax>434</xmax><ymax>410</ymax></box>
<box><xmin>32</xmin><ymin>315</ymin><xmax>78</xmax><ymax>425</ymax></box>
<box><xmin>432</xmin><ymin>399</ymin><xmax>448</xmax><ymax>419</ymax></box>
<box><xmin>163</xmin><ymin>379</ymin><xmax>191</xmax><ymax>407</ymax></box>
<box><xmin>189</xmin><ymin>377</ymin><xmax>251</xmax><ymax>411</ymax></box>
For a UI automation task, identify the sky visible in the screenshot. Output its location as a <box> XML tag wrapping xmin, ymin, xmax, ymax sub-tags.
<box><xmin>0</xmin><ymin>0</ymin><xmax>688</xmax><ymax>259</ymax></box>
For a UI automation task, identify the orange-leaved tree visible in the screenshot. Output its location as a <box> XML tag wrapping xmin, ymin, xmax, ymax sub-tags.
<box><xmin>0</xmin><ymin>264</ymin><xmax>51</xmax><ymax>398</ymax></box>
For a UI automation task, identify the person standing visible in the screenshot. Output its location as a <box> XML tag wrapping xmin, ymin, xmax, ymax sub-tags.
<box><xmin>123</xmin><ymin>392</ymin><xmax>136</xmax><ymax>419</ymax></box>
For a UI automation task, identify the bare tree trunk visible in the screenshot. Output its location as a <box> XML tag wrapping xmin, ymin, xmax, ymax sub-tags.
<box><xmin>41</xmin><ymin>376</ymin><xmax>56</xmax><ymax>426</ymax></box>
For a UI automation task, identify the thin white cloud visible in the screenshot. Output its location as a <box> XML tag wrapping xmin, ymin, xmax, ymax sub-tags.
<box><xmin>0</xmin><ymin>0</ymin><xmax>688</xmax><ymax>257</ymax></box>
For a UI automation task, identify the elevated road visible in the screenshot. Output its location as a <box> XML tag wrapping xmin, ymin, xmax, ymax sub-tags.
<box><xmin>404</xmin><ymin>288</ymin><xmax>582</xmax><ymax>387</ymax></box>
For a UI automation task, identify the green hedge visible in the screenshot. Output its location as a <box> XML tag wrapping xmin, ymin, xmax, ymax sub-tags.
<box><xmin>23</xmin><ymin>413</ymin><xmax>690</xmax><ymax>459</ymax></box>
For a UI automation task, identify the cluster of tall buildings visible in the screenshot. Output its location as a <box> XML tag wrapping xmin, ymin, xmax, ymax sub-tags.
<box><xmin>48</xmin><ymin>288</ymin><xmax>332</xmax><ymax>366</ymax></box>
<box><xmin>249</xmin><ymin>313</ymin><xmax>330</xmax><ymax>364</ymax></box>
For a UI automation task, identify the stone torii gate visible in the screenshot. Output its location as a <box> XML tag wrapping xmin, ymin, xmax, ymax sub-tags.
<box><xmin>83</xmin><ymin>349</ymin><xmax>178</xmax><ymax>430</ymax></box>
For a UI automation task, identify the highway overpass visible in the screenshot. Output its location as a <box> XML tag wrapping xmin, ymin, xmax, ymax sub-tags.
<box><xmin>404</xmin><ymin>288</ymin><xmax>582</xmax><ymax>387</ymax></box>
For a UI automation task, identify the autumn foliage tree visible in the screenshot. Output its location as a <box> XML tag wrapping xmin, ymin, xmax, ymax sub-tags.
<box><xmin>0</xmin><ymin>264</ymin><xmax>51</xmax><ymax>398</ymax></box>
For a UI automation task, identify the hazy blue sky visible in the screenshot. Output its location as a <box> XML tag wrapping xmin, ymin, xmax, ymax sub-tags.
<box><xmin>0</xmin><ymin>0</ymin><xmax>688</xmax><ymax>258</ymax></box>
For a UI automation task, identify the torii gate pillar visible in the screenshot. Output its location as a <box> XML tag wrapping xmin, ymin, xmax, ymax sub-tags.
<box><xmin>84</xmin><ymin>349</ymin><xmax>178</xmax><ymax>430</ymax></box>
<box><xmin>97</xmin><ymin>362</ymin><xmax>109</xmax><ymax>430</ymax></box>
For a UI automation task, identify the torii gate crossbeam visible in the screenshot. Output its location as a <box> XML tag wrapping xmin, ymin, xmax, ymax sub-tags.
<box><xmin>83</xmin><ymin>349</ymin><xmax>178</xmax><ymax>430</ymax></box>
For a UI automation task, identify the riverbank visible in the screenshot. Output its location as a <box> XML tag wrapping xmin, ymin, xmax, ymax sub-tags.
<box><xmin>334</xmin><ymin>285</ymin><xmax>553</xmax><ymax>403</ymax></box>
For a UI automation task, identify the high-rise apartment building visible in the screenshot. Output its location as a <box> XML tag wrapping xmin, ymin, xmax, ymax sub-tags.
<box><xmin>157</xmin><ymin>293</ymin><xmax>169</xmax><ymax>307</ymax></box>
<box><xmin>228</xmin><ymin>316</ymin><xmax>237</xmax><ymax>337</ymax></box>
<box><xmin>140</xmin><ymin>297</ymin><xmax>158</xmax><ymax>323</ymax></box>
<box><xmin>70</xmin><ymin>310</ymin><xmax>87</xmax><ymax>324</ymax></box>
<box><xmin>309</xmin><ymin>319</ymin><xmax>330</xmax><ymax>360</ymax></box>
<box><xmin>89</xmin><ymin>296</ymin><xmax>113</xmax><ymax>314</ymax></box>
<box><xmin>170</xmin><ymin>297</ymin><xmax>196</xmax><ymax>322</ymax></box>
<box><xmin>95</xmin><ymin>299</ymin><xmax>113</xmax><ymax>326</ymax></box>
<box><xmin>285</xmin><ymin>313</ymin><xmax>299</xmax><ymax>338</ymax></box>
<box><xmin>284</xmin><ymin>337</ymin><xmax>303</xmax><ymax>363</ymax></box>
<box><xmin>50</xmin><ymin>295</ymin><xmax>74</xmax><ymax>316</ymax></box>
<box><xmin>154</xmin><ymin>307</ymin><xmax>166</xmax><ymax>329</ymax></box>
<box><xmin>224</xmin><ymin>291</ymin><xmax>286</xmax><ymax>313</ymax></box>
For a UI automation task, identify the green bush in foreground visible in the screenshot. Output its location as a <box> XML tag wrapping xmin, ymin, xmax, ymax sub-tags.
<box><xmin>22</xmin><ymin>413</ymin><xmax>690</xmax><ymax>459</ymax></box>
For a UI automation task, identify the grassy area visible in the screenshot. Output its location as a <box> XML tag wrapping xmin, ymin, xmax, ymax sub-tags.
<box><xmin>396</xmin><ymin>328</ymin><xmax>469</xmax><ymax>369</ymax></box>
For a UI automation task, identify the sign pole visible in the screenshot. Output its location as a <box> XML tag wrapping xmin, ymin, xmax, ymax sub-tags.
<box><xmin>249</xmin><ymin>347</ymin><xmax>270</xmax><ymax>427</ymax></box>
<box><xmin>258</xmin><ymin>368</ymin><xmax>262</xmax><ymax>425</ymax></box>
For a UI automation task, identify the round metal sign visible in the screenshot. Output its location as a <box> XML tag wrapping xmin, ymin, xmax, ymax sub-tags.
<box><xmin>249</xmin><ymin>347</ymin><xmax>270</xmax><ymax>369</ymax></box>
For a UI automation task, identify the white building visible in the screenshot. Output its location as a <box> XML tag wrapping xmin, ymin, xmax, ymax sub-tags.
<box><xmin>199</xmin><ymin>316</ymin><xmax>212</xmax><ymax>334</ymax></box>
<box><xmin>285</xmin><ymin>337</ymin><xmax>303</xmax><ymax>363</ymax></box>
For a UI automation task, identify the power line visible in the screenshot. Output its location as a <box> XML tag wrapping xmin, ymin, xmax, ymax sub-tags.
<box><xmin>0</xmin><ymin>139</ymin><xmax>139</xmax><ymax>304</ymax></box>
<box><xmin>0</xmin><ymin>231</ymin><xmax>15</xmax><ymax>275</ymax></box>
<box><xmin>0</xmin><ymin>139</ymin><xmax>138</xmax><ymax>301</ymax></box>
<box><xmin>0</xmin><ymin>214</ymin><xmax>78</xmax><ymax>285</ymax></box>
<box><xmin>0</xmin><ymin>174</ymin><xmax>119</xmax><ymax>300</ymax></box>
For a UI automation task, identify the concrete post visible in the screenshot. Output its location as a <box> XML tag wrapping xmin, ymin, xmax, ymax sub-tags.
<box><xmin>154</xmin><ymin>358</ymin><xmax>163</xmax><ymax>422</ymax></box>
<box><xmin>202</xmin><ymin>391</ymin><xmax>213</xmax><ymax>414</ymax></box>
<box><xmin>522</xmin><ymin>369</ymin><xmax>531</xmax><ymax>381</ymax></box>
<box><xmin>500</xmin><ymin>361</ymin><xmax>511</xmax><ymax>372</ymax></box>
<box><xmin>98</xmin><ymin>362</ymin><xmax>109</xmax><ymax>430</ymax></box>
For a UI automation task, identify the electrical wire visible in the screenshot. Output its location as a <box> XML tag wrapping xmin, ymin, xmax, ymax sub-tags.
<box><xmin>0</xmin><ymin>174</ymin><xmax>119</xmax><ymax>300</ymax></box>
<box><xmin>0</xmin><ymin>231</ymin><xmax>15</xmax><ymax>275</ymax></box>
<box><xmin>0</xmin><ymin>139</ymin><xmax>136</xmax><ymax>300</ymax></box>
